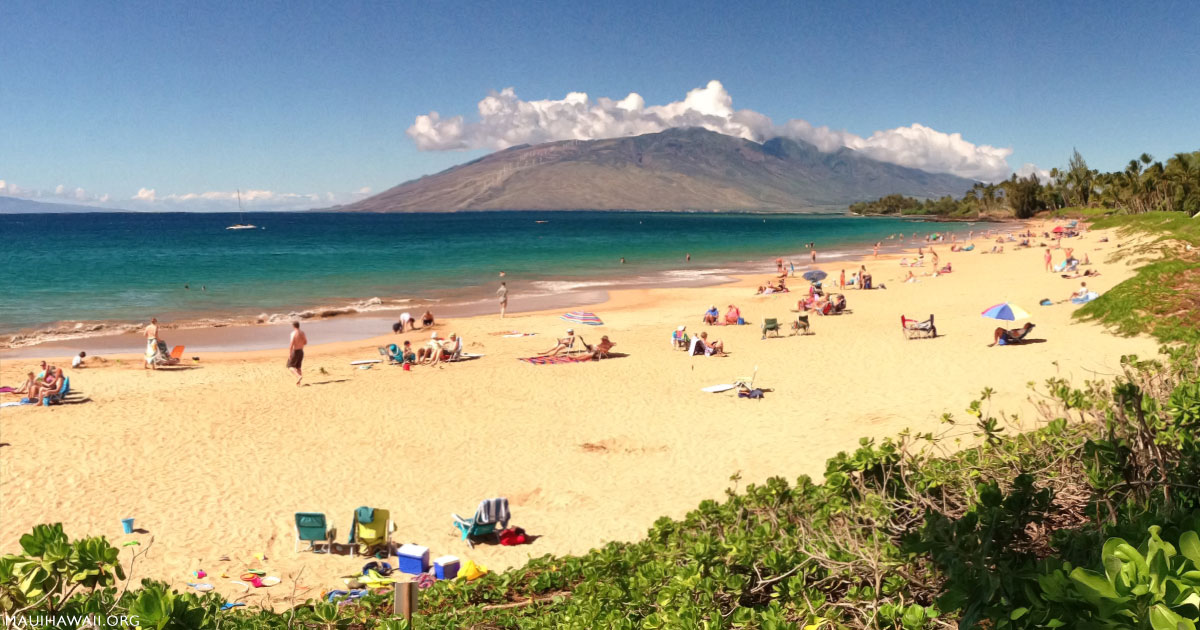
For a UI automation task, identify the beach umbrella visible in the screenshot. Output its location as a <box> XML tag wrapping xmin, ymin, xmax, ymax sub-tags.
<box><xmin>561</xmin><ymin>311</ymin><xmax>603</xmax><ymax>326</ymax></box>
<box><xmin>981</xmin><ymin>302</ymin><xmax>1030</xmax><ymax>321</ymax></box>
<box><xmin>802</xmin><ymin>270</ymin><xmax>827</xmax><ymax>282</ymax></box>
<box><xmin>1052</xmin><ymin>226</ymin><xmax>1066</xmax><ymax>233</ymax></box>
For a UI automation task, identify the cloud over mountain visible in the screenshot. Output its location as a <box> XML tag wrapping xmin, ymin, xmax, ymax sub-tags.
<box><xmin>408</xmin><ymin>80</ymin><xmax>1014</xmax><ymax>181</ymax></box>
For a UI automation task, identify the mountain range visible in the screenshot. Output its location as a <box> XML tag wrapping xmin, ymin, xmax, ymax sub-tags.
<box><xmin>0</xmin><ymin>196</ymin><xmax>121</xmax><ymax>213</ymax></box>
<box><xmin>332</xmin><ymin>127</ymin><xmax>977</xmax><ymax>213</ymax></box>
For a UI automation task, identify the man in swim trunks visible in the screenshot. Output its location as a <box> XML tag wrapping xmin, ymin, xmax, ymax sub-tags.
<box><xmin>421</xmin><ymin>310</ymin><xmax>435</xmax><ymax>328</ymax></box>
<box><xmin>144</xmin><ymin>318</ymin><xmax>159</xmax><ymax>370</ymax></box>
<box><xmin>287</xmin><ymin>321</ymin><xmax>307</xmax><ymax>386</ymax></box>
<box><xmin>497</xmin><ymin>282</ymin><xmax>508</xmax><ymax>319</ymax></box>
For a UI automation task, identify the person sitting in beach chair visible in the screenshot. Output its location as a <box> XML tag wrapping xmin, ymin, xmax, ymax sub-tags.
<box><xmin>577</xmin><ymin>335</ymin><xmax>616</xmax><ymax>360</ymax></box>
<box><xmin>703</xmin><ymin>305</ymin><xmax>719</xmax><ymax>325</ymax></box>
<box><xmin>440</xmin><ymin>333</ymin><xmax>464</xmax><ymax>362</ymax></box>
<box><xmin>417</xmin><ymin>332</ymin><xmax>443</xmax><ymax>364</ymax></box>
<box><xmin>791</xmin><ymin>314</ymin><xmax>811</xmax><ymax>335</ymax></box>
<box><xmin>724</xmin><ymin>305</ymin><xmax>741</xmax><ymax>325</ymax></box>
<box><xmin>901</xmin><ymin>314</ymin><xmax>937</xmax><ymax>339</ymax></box>
<box><xmin>671</xmin><ymin>326</ymin><xmax>689</xmax><ymax>349</ymax></box>
<box><xmin>27</xmin><ymin>366</ymin><xmax>62</xmax><ymax>401</ymax></box>
<box><xmin>988</xmin><ymin>322</ymin><xmax>1035</xmax><ymax>347</ymax></box>
<box><xmin>538</xmin><ymin>329</ymin><xmax>577</xmax><ymax>356</ymax></box>
<box><xmin>829</xmin><ymin>293</ymin><xmax>847</xmax><ymax>314</ymax></box>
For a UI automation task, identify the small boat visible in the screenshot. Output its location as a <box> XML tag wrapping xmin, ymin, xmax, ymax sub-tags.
<box><xmin>226</xmin><ymin>189</ymin><xmax>256</xmax><ymax>230</ymax></box>
<box><xmin>535</xmin><ymin>220</ymin><xmax>549</xmax><ymax>224</ymax></box>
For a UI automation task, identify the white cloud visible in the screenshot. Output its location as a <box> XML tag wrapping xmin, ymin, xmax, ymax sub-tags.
<box><xmin>4</xmin><ymin>178</ymin><xmax>370</xmax><ymax>211</ymax></box>
<box><xmin>126</xmin><ymin>187</ymin><xmax>372</xmax><ymax>211</ymax></box>
<box><xmin>407</xmin><ymin>80</ymin><xmax>1015</xmax><ymax>181</ymax></box>
<box><xmin>1015</xmin><ymin>162</ymin><xmax>1053</xmax><ymax>183</ymax></box>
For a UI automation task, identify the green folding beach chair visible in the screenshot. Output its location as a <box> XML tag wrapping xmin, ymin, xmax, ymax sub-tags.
<box><xmin>761</xmin><ymin>318</ymin><xmax>781</xmax><ymax>339</ymax></box>
<box><xmin>294</xmin><ymin>512</ymin><xmax>335</xmax><ymax>553</ymax></box>
<box><xmin>452</xmin><ymin>497</ymin><xmax>510</xmax><ymax>548</ymax></box>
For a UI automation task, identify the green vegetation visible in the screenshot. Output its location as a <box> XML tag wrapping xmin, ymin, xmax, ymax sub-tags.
<box><xmin>1070</xmin><ymin>212</ymin><xmax>1200</xmax><ymax>345</ymax></box>
<box><xmin>6</xmin><ymin>343</ymin><xmax>1200</xmax><ymax>629</ymax></box>
<box><xmin>851</xmin><ymin>148</ymin><xmax>1200</xmax><ymax>220</ymax></box>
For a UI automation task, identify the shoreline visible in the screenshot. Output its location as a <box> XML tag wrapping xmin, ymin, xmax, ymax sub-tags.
<box><xmin>1</xmin><ymin>220</ymin><xmax>1011</xmax><ymax>355</ymax></box>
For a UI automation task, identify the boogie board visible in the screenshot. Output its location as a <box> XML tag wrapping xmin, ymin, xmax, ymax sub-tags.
<box><xmin>350</xmin><ymin>360</ymin><xmax>382</xmax><ymax>365</ymax></box>
<box><xmin>701</xmin><ymin>384</ymin><xmax>737</xmax><ymax>393</ymax></box>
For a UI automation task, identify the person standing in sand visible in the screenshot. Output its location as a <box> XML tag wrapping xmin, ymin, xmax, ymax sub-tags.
<box><xmin>1044</xmin><ymin>248</ymin><xmax>1053</xmax><ymax>272</ymax></box>
<box><xmin>287</xmin><ymin>321</ymin><xmax>307</xmax><ymax>386</ymax></box>
<box><xmin>839</xmin><ymin>269</ymin><xmax>846</xmax><ymax>290</ymax></box>
<box><xmin>143</xmin><ymin>317</ymin><xmax>159</xmax><ymax>370</ymax></box>
<box><xmin>497</xmin><ymin>282</ymin><xmax>508</xmax><ymax>319</ymax></box>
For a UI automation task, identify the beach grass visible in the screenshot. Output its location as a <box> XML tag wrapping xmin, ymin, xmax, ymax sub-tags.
<box><xmin>1074</xmin><ymin>211</ymin><xmax>1200</xmax><ymax>344</ymax></box>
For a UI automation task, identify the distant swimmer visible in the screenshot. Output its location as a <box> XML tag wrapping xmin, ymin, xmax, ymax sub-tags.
<box><xmin>810</xmin><ymin>249</ymin><xmax>817</xmax><ymax>264</ymax></box>
<box><xmin>620</xmin><ymin>257</ymin><xmax>626</xmax><ymax>264</ymax></box>
<box><xmin>184</xmin><ymin>284</ymin><xmax>190</xmax><ymax>290</ymax></box>
<box><xmin>499</xmin><ymin>271</ymin><xmax>506</xmax><ymax>277</ymax></box>
<box><xmin>201</xmin><ymin>285</ymin><xmax>206</xmax><ymax>291</ymax></box>
<box><xmin>686</xmin><ymin>253</ymin><xmax>691</xmax><ymax>262</ymax></box>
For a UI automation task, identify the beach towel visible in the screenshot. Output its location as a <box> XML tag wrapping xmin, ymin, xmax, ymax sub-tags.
<box><xmin>519</xmin><ymin>355</ymin><xmax>578</xmax><ymax>365</ymax></box>
<box><xmin>499</xmin><ymin>527</ymin><xmax>529</xmax><ymax>546</ymax></box>
<box><xmin>348</xmin><ymin>506</ymin><xmax>374</xmax><ymax>543</ymax></box>
<box><xmin>1</xmin><ymin>400</ymin><xmax>33</xmax><ymax>408</ymax></box>
<box><xmin>0</xmin><ymin>386</ymin><xmax>14</xmax><ymax>393</ymax></box>
<box><xmin>475</xmin><ymin>497</ymin><xmax>510</xmax><ymax>526</ymax></box>
<box><xmin>500</xmin><ymin>332</ymin><xmax>537</xmax><ymax>337</ymax></box>
<box><xmin>1071</xmin><ymin>291</ymin><xmax>1099</xmax><ymax>304</ymax></box>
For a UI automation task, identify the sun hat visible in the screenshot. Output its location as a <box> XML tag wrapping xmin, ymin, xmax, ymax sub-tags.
<box><xmin>677</xmin><ymin>325</ymin><xmax>685</xmax><ymax>331</ymax></box>
<box><xmin>567</xmin><ymin>328</ymin><xmax>574</xmax><ymax>333</ymax></box>
<box><xmin>430</xmin><ymin>332</ymin><xmax>439</xmax><ymax>339</ymax></box>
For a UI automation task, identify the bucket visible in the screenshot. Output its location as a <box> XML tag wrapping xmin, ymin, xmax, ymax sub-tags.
<box><xmin>737</xmin><ymin>317</ymin><xmax>745</xmax><ymax>325</ymax></box>
<box><xmin>403</xmin><ymin>363</ymin><xmax>411</xmax><ymax>372</ymax></box>
<box><xmin>121</xmin><ymin>518</ymin><xmax>134</xmax><ymax>534</ymax></box>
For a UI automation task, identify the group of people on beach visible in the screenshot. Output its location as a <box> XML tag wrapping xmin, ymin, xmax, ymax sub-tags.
<box><xmin>10</xmin><ymin>361</ymin><xmax>67</xmax><ymax>402</ymax></box>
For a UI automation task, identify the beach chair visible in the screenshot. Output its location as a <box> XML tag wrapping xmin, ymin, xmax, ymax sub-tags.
<box><xmin>443</xmin><ymin>338</ymin><xmax>465</xmax><ymax>362</ymax></box>
<box><xmin>997</xmin><ymin>324</ymin><xmax>1036</xmax><ymax>345</ymax></box>
<box><xmin>791</xmin><ymin>315</ymin><xmax>810</xmax><ymax>336</ymax></box>
<box><xmin>452</xmin><ymin>497</ymin><xmax>510</xmax><ymax>548</ymax></box>
<box><xmin>41</xmin><ymin>377</ymin><xmax>70</xmax><ymax>406</ymax></box>
<box><xmin>149</xmin><ymin>341</ymin><xmax>181</xmax><ymax>366</ymax></box>
<box><xmin>294</xmin><ymin>512</ymin><xmax>336</xmax><ymax>553</ymax></box>
<box><xmin>349</xmin><ymin>507</ymin><xmax>395</xmax><ymax>557</ymax></box>
<box><xmin>761</xmin><ymin>318</ymin><xmax>781</xmax><ymax>339</ymax></box>
<box><xmin>901</xmin><ymin>314</ymin><xmax>937</xmax><ymax>340</ymax></box>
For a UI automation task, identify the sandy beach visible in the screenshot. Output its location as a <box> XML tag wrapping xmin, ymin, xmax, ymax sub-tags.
<box><xmin>0</xmin><ymin>224</ymin><xmax>1159</xmax><ymax>607</ymax></box>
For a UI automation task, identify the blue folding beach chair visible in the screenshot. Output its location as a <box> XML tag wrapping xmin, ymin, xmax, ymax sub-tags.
<box><xmin>452</xmin><ymin>497</ymin><xmax>510</xmax><ymax>548</ymax></box>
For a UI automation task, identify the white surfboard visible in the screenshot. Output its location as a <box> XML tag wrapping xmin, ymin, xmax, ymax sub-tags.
<box><xmin>702</xmin><ymin>384</ymin><xmax>736</xmax><ymax>393</ymax></box>
<box><xmin>350</xmin><ymin>359</ymin><xmax>382</xmax><ymax>365</ymax></box>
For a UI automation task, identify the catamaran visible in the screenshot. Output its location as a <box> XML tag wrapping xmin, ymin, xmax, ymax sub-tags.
<box><xmin>226</xmin><ymin>189</ymin><xmax>257</xmax><ymax>230</ymax></box>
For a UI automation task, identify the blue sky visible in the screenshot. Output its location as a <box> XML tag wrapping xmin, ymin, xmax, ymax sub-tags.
<box><xmin>1</xmin><ymin>0</ymin><xmax>1197</xmax><ymax>210</ymax></box>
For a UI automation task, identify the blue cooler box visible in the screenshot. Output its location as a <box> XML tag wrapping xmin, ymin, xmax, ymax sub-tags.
<box><xmin>396</xmin><ymin>544</ymin><xmax>430</xmax><ymax>575</ymax></box>
<box><xmin>433</xmin><ymin>555</ymin><xmax>460</xmax><ymax>580</ymax></box>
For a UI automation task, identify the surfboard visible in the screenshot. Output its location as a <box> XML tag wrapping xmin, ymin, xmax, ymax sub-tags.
<box><xmin>350</xmin><ymin>359</ymin><xmax>382</xmax><ymax>365</ymax></box>
<box><xmin>702</xmin><ymin>384</ymin><xmax>736</xmax><ymax>393</ymax></box>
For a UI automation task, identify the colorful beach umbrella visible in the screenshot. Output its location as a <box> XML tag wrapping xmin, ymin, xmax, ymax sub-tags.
<box><xmin>561</xmin><ymin>311</ymin><xmax>603</xmax><ymax>326</ymax></box>
<box><xmin>802</xmin><ymin>270</ymin><xmax>828</xmax><ymax>282</ymax></box>
<box><xmin>981</xmin><ymin>302</ymin><xmax>1030</xmax><ymax>321</ymax></box>
<box><xmin>1052</xmin><ymin>226</ymin><xmax>1066</xmax><ymax>233</ymax></box>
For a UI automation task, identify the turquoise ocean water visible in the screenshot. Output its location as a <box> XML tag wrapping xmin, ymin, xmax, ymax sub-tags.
<box><xmin>0</xmin><ymin>211</ymin><xmax>974</xmax><ymax>341</ymax></box>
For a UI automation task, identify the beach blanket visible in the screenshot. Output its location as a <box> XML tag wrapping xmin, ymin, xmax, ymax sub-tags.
<box><xmin>518</xmin><ymin>356</ymin><xmax>580</xmax><ymax>365</ymax></box>
<box><xmin>500</xmin><ymin>332</ymin><xmax>537</xmax><ymax>337</ymax></box>
<box><xmin>0</xmin><ymin>386</ymin><xmax>15</xmax><ymax>393</ymax></box>
<box><xmin>1</xmin><ymin>400</ymin><xmax>34</xmax><ymax>408</ymax></box>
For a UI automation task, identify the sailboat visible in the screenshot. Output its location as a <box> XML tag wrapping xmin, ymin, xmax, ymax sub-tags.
<box><xmin>226</xmin><ymin>189</ymin><xmax>257</xmax><ymax>230</ymax></box>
